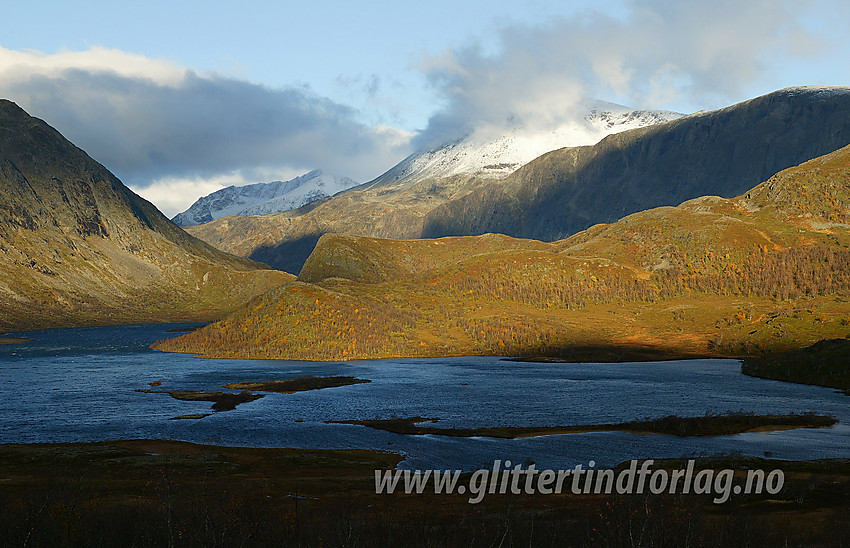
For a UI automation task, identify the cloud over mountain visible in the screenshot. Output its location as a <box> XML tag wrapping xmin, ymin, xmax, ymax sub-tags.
<box><xmin>0</xmin><ymin>47</ymin><xmax>413</xmax><ymax>214</ymax></box>
<box><xmin>415</xmin><ymin>0</ymin><xmax>832</xmax><ymax>148</ymax></box>
<box><xmin>0</xmin><ymin>1</ymin><xmax>846</xmax><ymax>216</ymax></box>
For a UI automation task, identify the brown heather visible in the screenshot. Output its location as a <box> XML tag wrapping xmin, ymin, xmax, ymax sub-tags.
<box><xmin>154</xmin><ymin>145</ymin><xmax>850</xmax><ymax>361</ymax></box>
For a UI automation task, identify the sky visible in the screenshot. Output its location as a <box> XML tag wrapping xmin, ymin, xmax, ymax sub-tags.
<box><xmin>2</xmin><ymin>0</ymin><xmax>849</xmax><ymax>216</ymax></box>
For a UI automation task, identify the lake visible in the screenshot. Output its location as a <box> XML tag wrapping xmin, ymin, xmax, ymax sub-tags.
<box><xmin>1</xmin><ymin>323</ymin><xmax>848</xmax><ymax>470</ymax></box>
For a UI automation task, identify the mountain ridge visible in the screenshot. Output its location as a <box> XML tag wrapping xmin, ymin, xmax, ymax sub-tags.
<box><xmin>0</xmin><ymin>100</ymin><xmax>290</xmax><ymax>330</ymax></box>
<box><xmin>362</xmin><ymin>102</ymin><xmax>681</xmax><ymax>189</ymax></box>
<box><xmin>172</xmin><ymin>169</ymin><xmax>359</xmax><ymax>226</ymax></box>
<box><xmin>155</xmin><ymin>143</ymin><xmax>850</xmax><ymax>361</ymax></box>
<box><xmin>422</xmin><ymin>86</ymin><xmax>850</xmax><ymax>240</ymax></box>
<box><xmin>185</xmin><ymin>87</ymin><xmax>850</xmax><ymax>274</ymax></box>
<box><xmin>183</xmin><ymin>103</ymin><xmax>683</xmax><ymax>273</ymax></box>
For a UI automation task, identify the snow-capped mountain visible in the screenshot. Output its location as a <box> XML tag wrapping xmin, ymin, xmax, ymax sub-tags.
<box><xmin>172</xmin><ymin>170</ymin><xmax>359</xmax><ymax>226</ymax></box>
<box><xmin>365</xmin><ymin>101</ymin><xmax>682</xmax><ymax>189</ymax></box>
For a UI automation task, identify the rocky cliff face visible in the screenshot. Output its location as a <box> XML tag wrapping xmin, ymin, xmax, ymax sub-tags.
<box><xmin>0</xmin><ymin>100</ymin><xmax>290</xmax><ymax>329</ymax></box>
<box><xmin>421</xmin><ymin>87</ymin><xmax>850</xmax><ymax>240</ymax></box>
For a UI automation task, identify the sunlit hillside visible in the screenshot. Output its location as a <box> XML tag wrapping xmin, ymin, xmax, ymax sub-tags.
<box><xmin>154</xmin><ymin>145</ymin><xmax>850</xmax><ymax>360</ymax></box>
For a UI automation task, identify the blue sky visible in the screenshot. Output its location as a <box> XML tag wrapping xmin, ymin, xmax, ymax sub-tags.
<box><xmin>3</xmin><ymin>0</ymin><xmax>619</xmax><ymax>129</ymax></box>
<box><xmin>2</xmin><ymin>0</ymin><xmax>849</xmax><ymax>215</ymax></box>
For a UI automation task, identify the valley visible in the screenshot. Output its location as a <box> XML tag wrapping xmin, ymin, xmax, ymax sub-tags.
<box><xmin>184</xmin><ymin>87</ymin><xmax>850</xmax><ymax>275</ymax></box>
<box><xmin>3</xmin><ymin>4</ymin><xmax>850</xmax><ymax>544</ymax></box>
<box><xmin>183</xmin><ymin>103</ymin><xmax>682</xmax><ymax>273</ymax></box>
<box><xmin>156</xmin><ymin>142</ymin><xmax>850</xmax><ymax>361</ymax></box>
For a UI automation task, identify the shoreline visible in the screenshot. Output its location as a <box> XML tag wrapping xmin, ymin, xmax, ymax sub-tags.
<box><xmin>0</xmin><ymin>436</ymin><xmax>847</xmax><ymax>467</ymax></box>
<box><xmin>0</xmin><ymin>323</ymin><xmax>756</xmax><ymax>364</ymax></box>
<box><xmin>151</xmin><ymin>344</ymin><xmax>725</xmax><ymax>364</ymax></box>
<box><xmin>742</xmin><ymin>338</ymin><xmax>850</xmax><ymax>393</ymax></box>
<box><xmin>0</xmin><ymin>337</ymin><xmax>33</xmax><ymax>345</ymax></box>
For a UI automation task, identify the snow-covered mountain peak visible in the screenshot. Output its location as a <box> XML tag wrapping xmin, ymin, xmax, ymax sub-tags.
<box><xmin>172</xmin><ymin>170</ymin><xmax>359</xmax><ymax>226</ymax></box>
<box><xmin>366</xmin><ymin>102</ymin><xmax>682</xmax><ymax>189</ymax></box>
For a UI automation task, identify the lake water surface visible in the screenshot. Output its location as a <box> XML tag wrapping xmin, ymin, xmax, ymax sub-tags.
<box><xmin>1</xmin><ymin>323</ymin><xmax>848</xmax><ymax>470</ymax></box>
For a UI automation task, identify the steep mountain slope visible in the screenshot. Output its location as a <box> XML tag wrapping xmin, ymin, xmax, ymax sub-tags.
<box><xmin>155</xmin><ymin>145</ymin><xmax>850</xmax><ymax>361</ymax></box>
<box><xmin>185</xmin><ymin>104</ymin><xmax>679</xmax><ymax>273</ymax></box>
<box><xmin>0</xmin><ymin>100</ymin><xmax>291</xmax><ymax>330</ymax></box>
<box><xmin>363</xmin><ymin>102</ymin><xmax>680</xmax><ymax>188</ymax></box>
<box><xmin>184</xmin><ymin>172</ymin><xmax>482</xmax><ymax>274</ymax></box>
<box><xmin>172</xmin><ymin>170</ymin><xmax>359</xmax><ymax>226</ymax></box>
<box><xmin>423</xmin><ymin>86</ymin><xmax>850</xmax><ymax>240</ymax></box>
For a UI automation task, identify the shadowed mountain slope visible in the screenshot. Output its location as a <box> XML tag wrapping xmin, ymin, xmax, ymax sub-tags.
<box><xmin>0</xmin><ymin>100</ymin><xmax>291</xmax><ymax>330</ymax></box>
<box><xmin>189</xmin><ymin>88</ymin><xmax>850</xmax><ymax>274</ymax></box>
<box><xmin>184</xmin><ymin>106</ymin><xmax>681</xmax><ymax>274</ymax></box>
<box><xmin>422</xmin><ymin>87</ymin><xmax>850</xmax><ymax>240</ymax></box>
<box><xmin>155</xmin><ymin>145</ymin><xmax>850</xmax><ymax>361</ymax></box>
<box><xmin>184</xmin><ymin>172</ymin><xmax>487</xmax><ymax>274</ymax></box>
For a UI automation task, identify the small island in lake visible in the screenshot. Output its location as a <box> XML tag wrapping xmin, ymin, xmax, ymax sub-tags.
<box><xmin>136</xmin><ymin>389</ymin><xmax>264</xmax><ymax>412</ymax></box>
<box><xmin>137</xmin><ymin>376</ymin><xmax>372</xmax><ymax>416</ymax></box>
<box><xmin>328</xmin><ymin>412</ymin><xmax>838</xmax><ymax>439</ymax></box>
<box><xmin>0</xmin><ymin>337</ymin><xmax>33</xmax><ymax>345</ymax></box>
<box><xmin>223</xmin><ymin>375</ymin><xmax>371</xmax><ymax>393</ymax></box>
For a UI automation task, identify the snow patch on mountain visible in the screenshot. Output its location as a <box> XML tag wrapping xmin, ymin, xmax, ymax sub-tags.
<box><xmin>366</xmin><ymin>101</ymin><xmax>682</xmax><ymax>189</ymax></box>
<box><xmin>172</xmin><ymin>170</ymin><xmax>359</xmax><ymax>226</ymax></box>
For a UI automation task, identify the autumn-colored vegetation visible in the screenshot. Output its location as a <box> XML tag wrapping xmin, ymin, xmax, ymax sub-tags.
<box><xmin>155</xmin><ymin>281</ymin><xmax>423</xmax><ymax>360</ymax></box>
<box><xmin>0</xmin><ymin>100</ymin><xmax>292</xmax><ymax>331</ymax></box>
<box><xmin>154</xmin><ymin>146</ymin><xmax>850</xmax><ymax>362</ymax></box>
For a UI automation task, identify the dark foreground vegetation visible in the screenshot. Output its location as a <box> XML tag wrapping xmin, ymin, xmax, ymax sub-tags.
<box><xmin>0</xmin><ymin>441</ymin><xmax>847</xmax><ymax>547</ymax></box>
<box><xmin>329</xmin><ymin>412</ymin><xmax>837</xmax><ymax>439</ymax></box>
<box><xmin>743</xmin><ymin>338</ymin><xmax>850</xmax><ymax>393</ymax></box>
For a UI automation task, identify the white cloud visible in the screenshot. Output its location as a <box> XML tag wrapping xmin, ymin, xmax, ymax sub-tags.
<box><xmin>415</xmin><ymin>0</ymin><xmax>833</xmax><ymax>147</ymax></box>
<box><xmin>0</xmin><ymin>46</ymin><xmax>413</xmax><ymax>199</ymax></box>
<box><xmin>131</xmin><ymin>177</ymin><xmax>231</xmax><ymax>219</ymax></box>
<box><xmin>2</xmin><ymin>0</ymin><xmax>845</xmax><ymax>217</ymax></box>
<box><xmin>0</xmin><ymin>46</ymin><xmax>187</xmax><ymax>85</ymax></box>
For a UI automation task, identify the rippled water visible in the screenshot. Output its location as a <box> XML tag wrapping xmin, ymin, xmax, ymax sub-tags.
<box><xmin>1</xmin><ymin>323</ymin><xmax>848</xmax><ymax>470</ymax></box>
